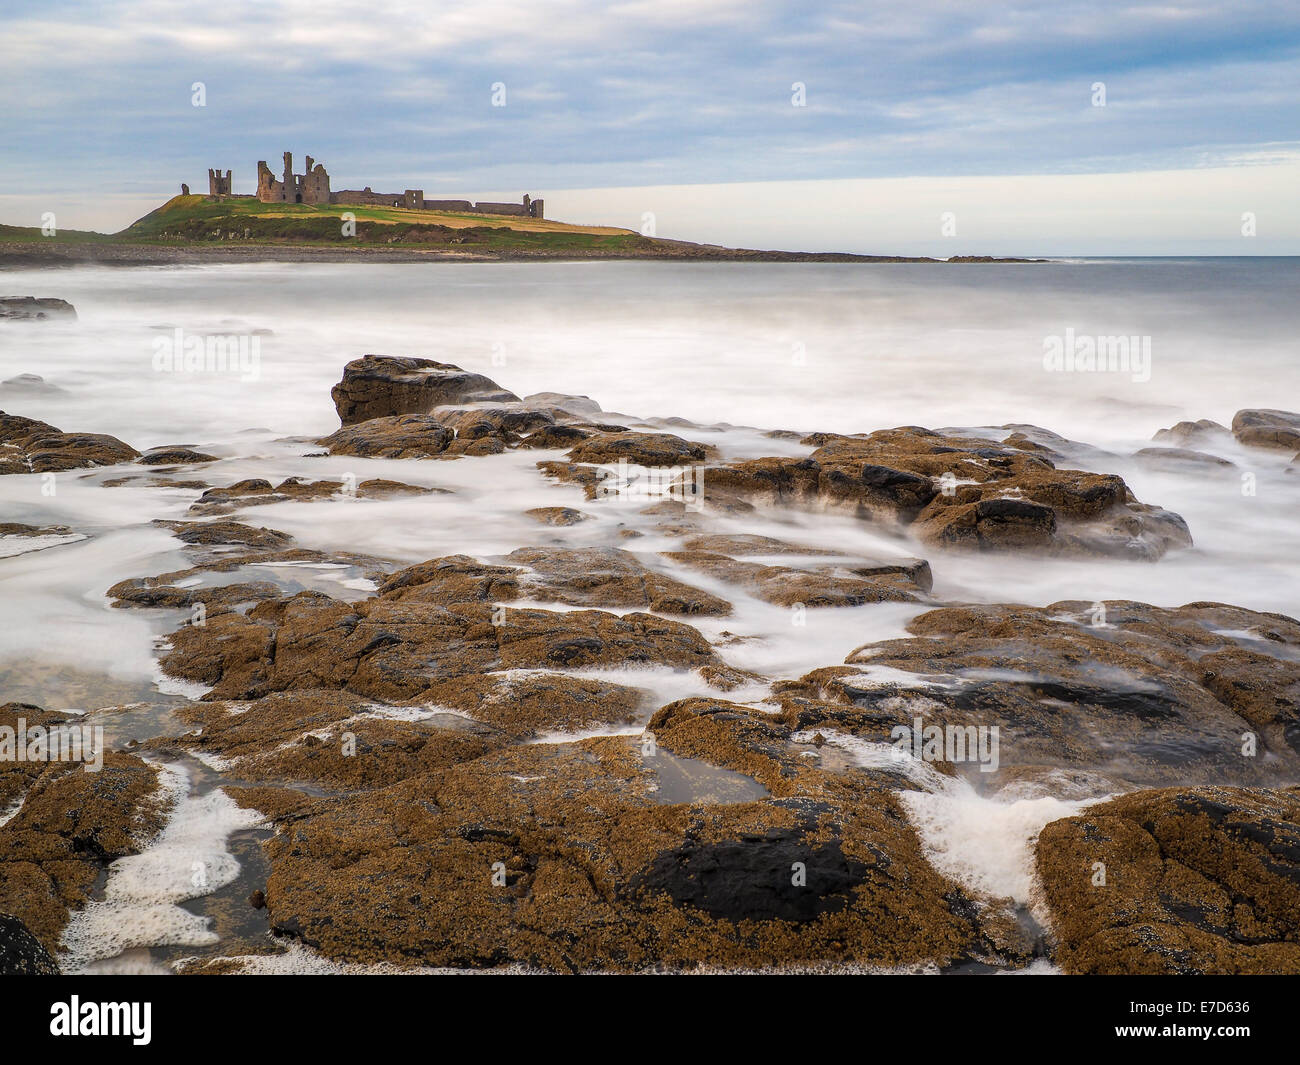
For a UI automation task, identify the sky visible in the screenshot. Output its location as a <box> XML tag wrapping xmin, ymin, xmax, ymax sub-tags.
<box><xmin>1</xmin><ymin>0</ymin><xmax>1298</xmax><ymax>254</ymax></box>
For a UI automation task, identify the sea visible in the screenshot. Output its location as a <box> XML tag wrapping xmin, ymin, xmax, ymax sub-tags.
<box><xmin>1</xmin><ymin>256</ymin><xmax>1297</xmax><ymax>971</ymax></box>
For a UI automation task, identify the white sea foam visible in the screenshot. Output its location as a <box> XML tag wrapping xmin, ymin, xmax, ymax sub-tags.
<box><xmin>59</xmin><ymin>760</ymin><xmax>264</xmax><ymax>972</ymax></box>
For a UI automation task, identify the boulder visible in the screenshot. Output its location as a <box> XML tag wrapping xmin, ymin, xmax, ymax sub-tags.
<box><xmin>0</xmin><ymin>297</ymin><xmax>76</xmax><ymax>321</ymax></box>
<box><xmin>1231</xmin><ymin>409</ymin><xmax>1300</xmax><ymax>451</ymax></box>
<box><xmin>1133</xmin><ymin>446</ymin><xmax>1234</xmax><ymax>471</ymax></box>
<box><xmin>709</xmin><ymin>426</ymin><xmax>1191</xmax><ymax>560</ymax></box>
<box><xmin>317</xmin><ymin>414</ymin><xmax>453</xmax><ymax>459</ymax></box>
<box><xmin>0</xmin><ymin>412</ymin><xmax>138</xmax><ymax>474</ymax></box>
<box><xmin>1152</xmin><ymin>419</ymin><xmax>1230</xmax><ymax>447</ymax></box>
<box><xmin>137</xmin><ymin>446</ymin><xmax>219</xmax><ymax>466</ymax></box>
<box><xmin>331</xmin><ymin>355</ymin><xmax>518</xmax><ymax>425</ymax></box>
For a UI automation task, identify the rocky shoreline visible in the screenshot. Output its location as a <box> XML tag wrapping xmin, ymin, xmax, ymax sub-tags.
<box><xmin>0</xmin><ymin>241</ymin><xmax>1045</xmax><ymax>268</ymax></box>
<box><xmin>2</xmin><ymin>353</ymin><xmax>1299</xmax><ymax>974</ymax></box>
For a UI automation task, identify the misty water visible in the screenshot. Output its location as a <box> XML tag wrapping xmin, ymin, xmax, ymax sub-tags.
<box><xmin>2</xmin><ymin>257</ymin><xmax>1297</xmax><ymax>971</ymax></box>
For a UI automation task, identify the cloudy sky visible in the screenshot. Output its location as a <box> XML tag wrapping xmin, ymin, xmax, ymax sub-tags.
<box><xmin>2</xmin><ymin>0</ymin><xmax>1298</xmax><ymax>253</ymax></box>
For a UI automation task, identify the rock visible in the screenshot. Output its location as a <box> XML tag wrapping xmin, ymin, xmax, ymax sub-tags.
<box><xmin>522</xmin><ymin>392</ymin><xmax>603</xmax><ymax>418</ymax></box>
<box><xmin>525</xmin><ymin>506</ymin><xmax>587</xmax><ymax>526</ymax></box>
<box><xmin>0</xmin><ymin>412</ymin><xmax>139</xmax><ymax>474</ymax></box>
<box><xmin>421</xmin><ymin>672</ymin><xmax>645</xmax><ymax>740</ymax></box>
<box><xmin>249</xmin><ymin>728</ymin><xmax>1002</xmax><ymax>970</ymax></box>
<box><xmin>330</xmin><ymin>355</ymin><xmax>518</xmax><ymax>425</ymax></box>
<box><xmin>1133</xmin><ymin>447</ymin><xmax>1234</xmax><ymax>471</ymax></box>
<box><xmin>708</xmin><ymin>426</ymin><xmax>1191</xmax><ymax>560</ymax></box>
<box><xmin>159</xmin><ymin>519</ymin><xmax>293</xmax><ymax>550</ymax></box>
<box><xmin>189</xmin><ymin>476</ymin><xmax>436</xmax><ymax>515</ymax></box>
<box><xmin>137</xmin><ymin>446</ymin><xmax>219</xmax><ymax>466</ymax></box>
<box><xmin>772</xmin><ymin>600</ymin><xmax>1300</xmax><ymax>789</ymax></box>
<box><xmin>1152</xmin><ymin>419</ymin><xmax>1230</xmax><ymax>446</ymax></box>
<box><xmin>0</xmin><ymin>708</ymin><xmax>168</xmax><ymax>956</ymax></box>
<box><xmin>663</xmin><ymin>549</ymin><xmax>931</xmax><ymax>607</ymax></box>
<box><xmin>505</xmin><ymin>547</ymin><xmax>732</xmax><ymax>615</ymax></box>
<box><xmin>567</xmin><ymin>431</ymin><xmax>709</xmax><ymax>467</ymax></box>
<box><xmin>0</xmin><ymin>523</ymin><xmax>85</xmax><ymax>559</ymax></box>
<box><xmin>0</xmin><ymin>913</ymin><xmax>59</xmax><ymax>974</ymax></box>
<box><xmin>1036</xmin><ymin>786</ymin><xmax>1300</xmax><ymax>974</ymax></box>
<box><xmin>159</xmin><ymin>589</ymin><xmax>730</xmax><ymax>703</ymax></box>
<box><xmin>1</xmin><ymin>374</ymin><xmax>63</xmax><ymax>396</ymax></box>
<box><xmin>0</xmin><ymin>297</ymin><xmax>76</xmax><ymax>321</ymax></box>
<box><xmin>317</xmin><ymin>414</ymin><xmax>454</xmax><ymax>459</ymax></box>
<box><xmin>1231</xmin><ymin>409</ymin><xmax>1300</xmax><ymax>451</ymax></box>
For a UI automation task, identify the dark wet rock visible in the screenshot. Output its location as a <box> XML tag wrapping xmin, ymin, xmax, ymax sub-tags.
<box><xmin>137</xmin><ymin>446</ymin><xmax>220</xmax><ymax>466</ymax></box>
<box><xmin>525</xmin><ymin>506</ymin><xmax>587</xmax><ymax>526</ymax></box>
<box><xmin>628</xmin><ymin>804</ymin><xmax>869</xmax><ymax>922</ymax></box>
<box><xmin>0</xmin><ymin>912</ymin><xmax>60</xmax><ymax>974</ymax></box>
<box><xmin>708</xmin><ymin>426</ymin><xmax>1191</xmax><ymax>560</ymax></box>
<box><xmin>0</xmin><ymin>297</ymin><xmax>76</xmax><ymax>321</ymax></box>
<box><xmin>1134</xmin><ymin>446</ymin><xmax>1234</xmax><ymax>471</ymax></box>
<box><xmin>1232</xmin><ymin>409</ymin><xmax>1300</xmax><ymax>452</ymax></box>
<box><xmin>1036</xmin><ymin>786</ymin><xmax>1300</xmax><ymax>974</ymax></box>
<box><xmin>1152</xmin><ymin>419</ymin><xmax>1231</xmax><ymax>447</ymax></box>
<box><xmin>331</xmin><ymin>355</ymin><xmax>518</xmax><ymax>425</ymax></box>
<box><xmin>772</xmin><ymin>600</ymin><xmax>1300</xmax><ymax>788</ymax></box>
<box><xmin>317</xmin><ymin>414</ymin><xmax>454</xmax><ymax>459</ymax></box>
<box><xmin>0</xmin><ymin>412</ymin><xmax>138</xmax><ymax>474</ymax></box>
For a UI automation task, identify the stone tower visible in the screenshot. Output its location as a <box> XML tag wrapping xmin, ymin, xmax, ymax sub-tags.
<box><xmin>208</xmin><ymin>168</ymin><xmax>232</xmax><ymax>196</ymax></box>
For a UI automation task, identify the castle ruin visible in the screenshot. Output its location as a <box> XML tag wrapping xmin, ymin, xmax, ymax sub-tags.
<box><xmin>230</xmin><ymin>151</ymin><xmax>543</xmax><ymax>219</ymax></box>
<box><xmin>208</xmin><ymin>168</ymin><xmax>232</xmax><ymax>196</ymax></box>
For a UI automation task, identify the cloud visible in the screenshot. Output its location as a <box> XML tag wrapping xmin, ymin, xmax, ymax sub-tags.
<box><xmin>1</xmin><ymin>0</ymin><xmax>1298</xmax><ymax>251</ymax></box>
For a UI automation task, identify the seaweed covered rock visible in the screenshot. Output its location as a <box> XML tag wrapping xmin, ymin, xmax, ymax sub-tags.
<box><xmin>0</xmin><ymin>412</ymin><xmax>139</xmax><ymax>475</ymax></box>
<box><xmin>707</xmin><ymin>426</ymin><xmax>1190</xmax><ymax>560</ymax></box>
<box><xmin>1036</xmin><ymin>786</ymin><xmax>1300</xmax><ymax>974</ymax></box>
<box><xmin>772</xmin><ymin>600</ymin><xmax>1300</xmax><ymax>788</ymax></box>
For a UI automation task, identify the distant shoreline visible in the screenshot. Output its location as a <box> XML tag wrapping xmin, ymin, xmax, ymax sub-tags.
<box><xmin>0</xmin><ymin>240</ymin><xmax>1045</xmax><ymax>268</ymax></box>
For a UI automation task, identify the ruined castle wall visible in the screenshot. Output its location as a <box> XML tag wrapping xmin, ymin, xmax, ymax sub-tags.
<box><xmin>333</xmin><ymin>189</ymin><xmax>410</xmax><ymax>207</ymax></box>
<box><xmin>422</xmin><ymin>199</ymin><xmax>474</xmax><ymax>211</ymax></box>
<box><xmin>473</xmin><ymin>202</ymin><xmax>532</xmax><ymax>216</ymax></box>
<box><xmin>256</xmin><ymin>161</ymin><xmax>283</xmax><ymax>203</ymax></box>
<box><xmin>302</xmin><ymin>165</ymin><xmax>331</xmax><ymax>205</ymax></box>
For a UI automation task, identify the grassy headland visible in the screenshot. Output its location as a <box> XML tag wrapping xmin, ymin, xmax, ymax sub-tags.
<box><xmin>0</xmin><ymin>195</ymin><xmax>1040</xmax><ymax>264</ymax></box>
